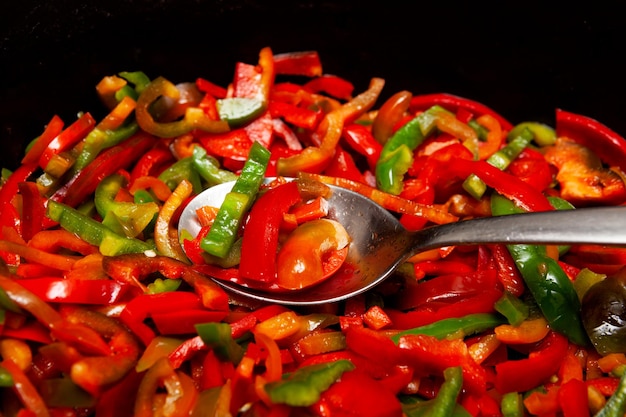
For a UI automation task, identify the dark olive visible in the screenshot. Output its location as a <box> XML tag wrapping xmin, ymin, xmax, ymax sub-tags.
<box><xmin>581</xmin><ymin>267</ymin><xmax>626</xmax><ymax>355</ymax></box>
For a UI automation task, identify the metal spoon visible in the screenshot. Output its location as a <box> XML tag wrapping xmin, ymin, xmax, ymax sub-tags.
<box><xmin>179</xmin><ymin>180</ymin><xmax>626</xmax><ymax>306</ymax></box>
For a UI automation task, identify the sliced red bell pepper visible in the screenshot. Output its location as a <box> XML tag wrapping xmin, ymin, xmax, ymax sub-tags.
<box><xmin>119</xmin><ymin>291</ymin><xmax>203</xmax><ymax>345</ymax></box>
<box><xmin>505</xmin><ymin>147</ymin><xmax>554</xmax><ymax>192</ymax></box>
<box><xmin>558</xmin><ymin>378</ymin><xmax>590</xmax><ymax>417</ymax></box>
<box><xmin>268</xmin><ymin>100</ymin><xmax>323</xmax><ymax>130</ymax></box>
<box><xmin>238</xmin><ymin>181</ymin><xmax>301</xmax><ymax>283</ymax></box>
<box><xmin>317</xmin><ymin>368</ymin><xmax>403</xmax><ymax>417</ymax></box>
<box><xmin>129</xmin><ymin>144</ymin><xmax>174</xmax><ymax>181</ymax></box>
<box><xmin>152</xmin><ymin>309</ymin><xmax>227</xmax><ymax>335</ymax></box>
<box><xmin>341</xmin><ymin>123</ymin><xmax>382</xmax><ymax>171</ymax></box>
<box><xmin>21</xmin><ymin>114</ymin><xmax>65</xmax><ymax>164</ymax></box>
<box><xmin>495</xmin><ymin>331</ymin><xmax>569</xmax><ymax>393</ymax></box>
<box><xmin>18</xmin><ymin>181</ymin><xmax>46</xmax><ymax>242</ymax></box>
<box><xmin>273</xmin><ymin>50</ymin><xmax>322</xmax><ymax>77</ymax></box>
<box><xmin>323</xmin><ymin>146</ymin><xmax>364</xmax><ymax>183</ymax></box>
<box><xmin>303</xmin><ymin>75</ymin><xmax>354</xmax><ymax>101</ymax></box>
<box><xmin>195</xmin><ymin>77</ymin><xmax>228</xmax><ymax>99</ymax></box>
<box><xmin>556</xmin><ymin>108</ymin><xmax>626</xmax><ymax>171</ymax></box>
<box><xmin>51</xmin><ymin>132</ymin><xmax>155</xmax><ymax>208</ymax></box>
<box><xmin>410</xmin><ymin>93</ymin><xmax>513</xmax><ymax>131</ymax></box>
<box><xmin>17</xmin><ymin>278</ymin><xmax>131</xmax><ymax>305</ymax></box>
<box><xmin>0</xmin><ymin>162</ymin><xmax>38</xmax><ymax>213</ymax></box>
<box><xmin>38</xmin><ymin>112</ymin><xmax>96</xmax><ymax>170</ymax></box>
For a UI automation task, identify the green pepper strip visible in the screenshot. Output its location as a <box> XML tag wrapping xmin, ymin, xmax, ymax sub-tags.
<box><xmin>191</xmin><ymin>146</ymin><xmax>238</xmax><ymax>186</ymax></box>
<box><xmin>401</xmin><ymin>366</ymin><xmax>465</xmax><ymax>417</ymax></box>
<box><xmin>73</xmin><ymin>122</ymin><xmax>139</xmax><ymax>172</ymax></box>
<box><xmin>462</xmin><ymin>127</ymin><xmax>534</xmax><ymax>199</ymax></box>
<box><xmin>390</xmin><ymin>313</ymin><xmax>505</xmax><ymax>344</ymax></box>
<box><xmin>195</xmin><ymin>322</ymin><xmax>245</xmax><ymax>364</ymax></box>
<box><xmin>158</xmin><ymin>157</ymin><xmax>203</xmax><ymax>194</ymax></box>
<box><xmin>500</xmin><ymin>392</ymin><xmax>524</xmax><ymax>417</ymax></box>
<box><xmin>490</xmin><ymin>194</ymin><xmax>588</xmax><ymax>346</ymax></box>
<box><xmin>264</xmin><ymin>359</ymin><xmax>355</xmax><ymax>407</ymax></box>
<box><xmin>494</xmin><ymin>292</ymin><xmax>529</xmax><ymax>326</ymax></box>
<box><xmin>201</xmin><ymin>142</ymin><xmax>271</xmax><ymax>258</ymax></box>
<box><xmin>596</xmin><ymin>371</ymin><xmax>626</xmax><ymax>417</ymax></box>
<box><xmin>47</xmin><ymin>200</ymin><xmax>155</xmax><ymax>256</ymax></box>
<box><xmin>0</xmin><ymin>364</ymin><xmax>14</xmax><ymax>387</ymax></box>
<box><xmin>375</xmin><ymin>108</ymin><xmax>438</xmax><ymax>195</ymax></box>
<box><xmin>507</xmin><ymin>121</ymin><xmax>556</xmax><ymax>146</ymax></box>
<box><xmin>94</xmin><ymin>173</ymin><xmax>159</xmax><ymax>238</ymax></box>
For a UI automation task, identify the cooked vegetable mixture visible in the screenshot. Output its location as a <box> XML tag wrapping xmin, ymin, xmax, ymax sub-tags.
<box><xmin>1</xmin><ymin>47</ymin><xmax>626</xmax><ymax>416</ymax></box>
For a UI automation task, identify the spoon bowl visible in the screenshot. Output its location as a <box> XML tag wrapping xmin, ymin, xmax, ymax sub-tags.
<box><xmin>179</xmin><ymin>180</ymin><xmax>626</xmax><ymax>305</ymax></box>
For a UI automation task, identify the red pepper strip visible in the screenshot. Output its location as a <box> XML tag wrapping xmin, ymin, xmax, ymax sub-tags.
<box><xmin>168</xmin><ymin>335</ymin><xmax>206</xmax><ymax>369</ymax></box>
<box><xmin>277</xmin><ymin>78</ymin><xmax>385</xmax><ymax>176</ymax></box>
<box><xmin>38</xmin><ymin>112</ymin><xmax>96</xmax><ymax>169</ymax></box>
<box><xmin>273</xmin><ymin>50</ymin><xmax>322</xmax><ymax>77</ymax></box>
<box><xmin>95</xmin><ymin>370</ymin><xmax>142</xmax><ymax>417</ymax></box>
<box><xmin>17</xmin><ymin>278</ymin><xmax>131</xmax><ymax>305</ymax></box>
<box><xmin>268</xmin><ymin>100</ymin><xmax>324</xmax><ymax>129</ymax></box>
<box><xmin>386</xmin><ymin>288</ymin><xmax>502</xmax><ymax>330</ymax></box>
<box><xmin>199</xmin><ymin>129</ymin><xmax>252</xmax><ymax>161</ymax></box>
<box><xmin>245</xmin><ymin>110</ymin><xmax>274</xmax><ymax>148</ymax></box>
<box><xmin>128</xmin><ymin>175</ymin><xmax>172</xmax><ymax>202</ymax></box>
<box><xmin>446</xmin><ymin>157</ymin><xmax>554</xmax><ymax>212</ymax></box>
<box><xmin>410</xmin><ymin>93</ymin><xmax>514</xmax><ymax>131</ymax></box>
<box><xmin>556</xmin><ymin>108</ymin><xmax>626</xmax><ymax>171</ymax></box>
<box><xmin>152</xmin><ymin>309</ymin><xmax>227</xmax><ymax>335</ymax></box>
<box><xmin>298</xmin><ymin>172</ymin><xmax>458</xmax><ymax>225</ymax></box>
<box><xmin>397</xmin><ymin>333</ymin><xmax>488</xmax><ymax>394</ymax></box>
<box><xmin>344</xmin><ymin>325</ymin><xmax>402</xmax><ymax>369</ymax></box>
<box><xmin>324</xmin><ymin>146</ymin><xmax>364</xmax><ymax>183</ymax></box>
<box><xmin>18</xmin><ymin>182</ymin><xmax>45</xmax><ymax>242</ymax></box>
<box><xmin>61</xmin><ymin>306</ymin><xmax>141</xmax><ymax>396</ymax></box>
<box><xmin>51</xmin><ymin>132</ymin><xmax>155</xmax><ymax>208</ymax></box>
<box><xmin>371</xmin><ymin>91</ymin><xmax>413</xmax><ymax>144</ymax></box>
<box><xmin>495</xmin><ymin>331</ymin><xmax>569</xmax><ymax>393</ymax></box>
<box><xmin>272</xmin><ymin>119</ymin><xmax>303</xmax><ymax>150</ymax></box>
<box><xmin>28</xmin><ymin>229</ymin><xmax>99</xmax><ymax>256</ymax></box>
<box><xmin>129</xmin><ymin>144</ymin><xmax>174</xmax><ymax>182</ymax></box>
<box><xmin>195</xmin><ymin>77</ymin><xmax>228</xmax><ymax>99</ymax></box>
<box><xmin>413</xmin><ymin>259</ymin><xmax>475</xmax><ymax>280</ymax></box>
<box><xmin>318</xmin><ymin>368</ymin><xmax>404</xmax><ymax>417</ymax></box>
<box><xmin>0</xmin><ymin>241</ymin><xmax>78</xmax><ymax>271</ymax></box>
<box><xmin>120</xmin><ymin>291</ymin><xmax>203</xmax><ymax>346</ymax></box>
<box><xmin>394</xmin><ymin>269</ymin><xmax>496</xmax><ymax>311</ymax></box>
<box><xmin>303</xmin><ymin>75</ymin><xmax>355</xmax><ymax>101</ymax></box>
<box><xmin>154</xmin><ymin>179</ymin><xmax>193</xmax><ymax>263</ymax></box>
<box><xmin>0</xmin><ymin>162</ymin><xmax>38</xmax><ymax>213</ymax></box>
<box><xmin>558</xmin><ymin>378</ymin><xmax>590</xmax><ymax>417</ymax></box>
<box><xmin>490</xmin><ymin>244</ymin><xmax>525</xmax><ymax>296</ymax></box>
<box><xmin>1</xmin><ymin>321</ymin><xmax>52</xmax><ymax>344</ymax></box>
<box><xmin>342</xmin><ymin>123</ymin><xmax>382</xmax><ymax>171</ymax></box>
<box><xmin>103</xmin><ymin>253</ymin><xmax>229</xmax><ymax>310</ymax></box>
<box><xmin>22</xmin><ymin>115</ymin><xmax>65</xmax><ymax>164</ymax></box>
<box><xmin>506</xmin><ymin>147</ymin><xmax>554</xmax><ymax>192</ymax></box>
<box><xmin>0</xmin><ymin>274</ymin><xmax>109</xmax><ymax>355</ymax></box>
<box><xmin>1</xmin><ymin>359</ymin><xmax>50</xmax><ymax>417</ymax></box>
<box><xmin>239</xmin><ymin>181</ymin><xmax>301</xmax><ymax>282</ymax></box>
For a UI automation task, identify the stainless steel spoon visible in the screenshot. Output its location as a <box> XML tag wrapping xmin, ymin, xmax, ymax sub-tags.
<box><xmin>179</xmin><ymin>180</ymin><xmax>626</xmax><ymax>306</ymax></box>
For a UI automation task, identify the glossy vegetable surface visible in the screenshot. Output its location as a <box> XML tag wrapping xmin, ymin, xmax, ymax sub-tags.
<box><xmin>1</xmin><ymin>47</ymin><xmax>626</xmax><ymax>417</ymax></box>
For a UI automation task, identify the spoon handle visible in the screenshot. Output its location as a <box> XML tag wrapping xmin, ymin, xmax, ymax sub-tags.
<box><xmin>412</xmin><ymin>206</ymin><xmax>626</xmax><ymax>252</ymax></box>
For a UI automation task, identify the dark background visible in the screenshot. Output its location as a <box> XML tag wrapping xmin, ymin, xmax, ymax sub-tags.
<box><xmin>1</xmin><ymin>1</ymin><xmax>625</xmax><ymax>170</ymax></box>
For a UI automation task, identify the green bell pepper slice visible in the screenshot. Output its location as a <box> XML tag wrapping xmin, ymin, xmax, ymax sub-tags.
<box><xmin>264</xmin><ymin>359</ymin><xmax>355</xmax><ymax>407</ymax></box>
<box><xmin>201</xmin><ymin>141</ymin><xmax>270</xmax><ymax>258</ymax></box>
<box><xmin>195</xmin><ymin>322</ymin><xmax>244</xmax><ymax>364</ymax></box>
<box><xmin>401</xmin><ymin>366</ymin><xmax>468</xmax><ymax>417</ymax></box>
<box><xmin>191</xmin><ymin>146</ymin><xmax>238</xmax><ymax>186</ymax></box>
<box><xmin>47</xmin><ymin>200</ymin><xmax>155</xmax><ymax>256</ymax></box>
<box><xmin>490</xmin><ymin>194</ymin><xmax>588</xmax><ymax>346</ymax></box>
<box><xmin>390</xmin><ymin>313</ymin><xmax>505</xmax><ymax>344</ymax></box>
<box><xmin>375</xmin><ymin>108</ymin><xmax>438</xmax><ymax>195</ymax></box>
